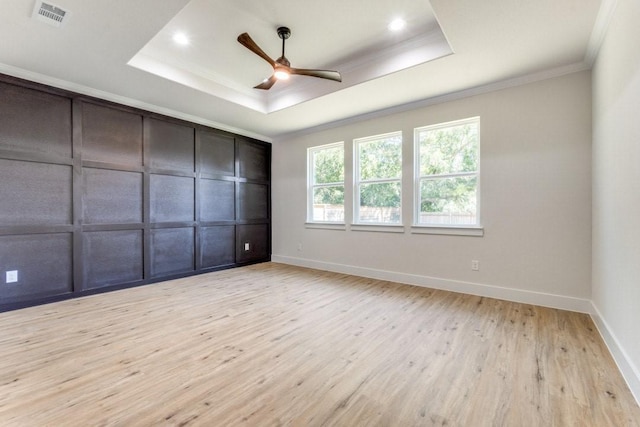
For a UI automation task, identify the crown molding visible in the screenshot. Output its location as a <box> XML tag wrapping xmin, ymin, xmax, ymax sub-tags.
<box><xmin>0</xmin><ymin>62</ymin><xmax>272</xmax><ymax>143</ymax></box>
<box><xmin>585</xmin><ymin>0</ymin><xmax>619</xmax><ymax>66</ymax></box>
<box><xmin>274</xmin><ymin>61</ymin><xmax>590</xmax><ymax>141</ymax></box>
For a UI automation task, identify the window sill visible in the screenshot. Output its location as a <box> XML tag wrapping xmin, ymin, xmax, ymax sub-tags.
<box><xmin>350</xmin><ymin>224</ymin><xmax>405</xmax><ymax>233</ymax></box>
<box><xmin>305</xmin><ymin>222</ymin><xmax>346</xmax><ymax>231</ymax></box>
<box><xmin>411</xmin><ymin>225</ymin><xmax>484</xmax><ymax>237</ymax></box>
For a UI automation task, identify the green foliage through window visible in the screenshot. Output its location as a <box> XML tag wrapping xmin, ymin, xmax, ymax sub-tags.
<box><xmin>356</xmin><ymin>132</ymin><xmax>402</xmax><ymax>224</ymax></box>
<box><xmin>359</xmin><ymin>136</ymin><xmax>402</xmax><ymax>180</ymax></box>
<box><xmin>416</xmin><ymin>118</ymin><xmax>479</xmax><ymax>226</ymax></box>
<box><xmin>313</xmin><ymin>186</ymin><xmax>344</xmax><ymax>206</ymax></box>
<box><xmin>313</xmin><ymin>145</ymin><xmax>344</xmax><ymax>185</ymax></box>
<box><xmin>419</xmin><ymin>123</ymin><xmax>478</xmax><ymax>176</ymax></box>
<box><xmin>308</xmin><ymin>143</ymin><xmax>345</xmax><ymax>222</ymax></box>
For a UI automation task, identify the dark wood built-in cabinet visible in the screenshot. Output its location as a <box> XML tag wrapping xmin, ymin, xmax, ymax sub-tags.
<box><xmin>0</xmin><ymin>74</ymin><xmax>271</xmax><ymax>311</ymax></box>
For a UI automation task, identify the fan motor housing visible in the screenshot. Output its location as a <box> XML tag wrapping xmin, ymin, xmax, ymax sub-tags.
<box><xmin>277</xmin><ymin>26</ymin><xmax>291</xmax><ymax>40</ymax></box>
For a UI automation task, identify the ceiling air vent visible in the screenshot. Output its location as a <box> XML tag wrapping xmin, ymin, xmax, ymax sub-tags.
<box><xmin>32</xmin><ymin>1</ymin><xmax>70</xmax><ymax>28</ymax></box>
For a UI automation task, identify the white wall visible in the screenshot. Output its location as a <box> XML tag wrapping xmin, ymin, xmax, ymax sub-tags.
<box><xmin>592</xmin><ymin>0</ymin><xmax>640</xmax><ymax>401</ymax></box>
<box><xmin>272</xmin><ymin>71</ymin><xmax>592</xmax><ymax>311</ymax></box>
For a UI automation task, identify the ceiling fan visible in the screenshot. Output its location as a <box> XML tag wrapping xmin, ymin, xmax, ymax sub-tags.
<box><xmin>237</xmin><ymin>26</ymin><xmax>342</xmax><ymax>90</ymax></box>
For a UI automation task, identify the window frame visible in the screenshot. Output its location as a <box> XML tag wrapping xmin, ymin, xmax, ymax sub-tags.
<box><xmin>413</xmin><ymin>117</ymin><xmax>482</xmax><ymax>231</ymax></box>
<box><xmin>353</xmin><ymin>131</ymin><xmax>403</xmax><ymax>226</ymax></box>
<box><xmin>307</xmin><ymin>141</ymin><xmax>345</xmax><ymax>224</ymax></box>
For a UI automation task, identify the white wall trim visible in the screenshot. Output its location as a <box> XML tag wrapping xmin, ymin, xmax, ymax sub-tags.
<box><xmin>274</xmin><ymin>62</ymin><xmax>590</xmax><ymax>141</ymax></box>
<box><xmin>410</xmin><ymin>225</ymin><xmax>484</xmax><ymax>237</ymax></box>
<box><xmin>272</xmin><ymin>255</ymin><xmax>640</xmax><ymax>405</ymax></box>
<box><xmin>584</xmin><ymin>0</ymin><xmax>619</xmax><ymax>66</ymax></box>
<box><xmin>305</xmin><ymin>222</ymin><xmax>347</xmax><ymax>231</ymax></box>
<box><xmin>0</xmin><ymin>62</ymin><xmax>272</xmax><ymax>143</ymax></box>
<box><xmin>271</xmin><ymin>255</ymin><xmax>592</xmax><ymax>313</ymax></box>
<box><xmin>350</xmin><ymin>224</ymin><xmax>405</xmax><ymax>233</ymax></box>
<box><xmin>590</xmin><ymin>302</ymin><xmax>640</xmax><ymax>405</ymax></box>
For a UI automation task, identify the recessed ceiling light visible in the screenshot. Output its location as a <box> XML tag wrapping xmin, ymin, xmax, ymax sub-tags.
<box><xmin>388</xmin><ymin>18</ymin><xmax>406</xmax><ymax>32</ymax></box>
<box><xmin>173</xmin><ymin>32</ymin><xmax>190</xmax><ymax>46</ymax></box>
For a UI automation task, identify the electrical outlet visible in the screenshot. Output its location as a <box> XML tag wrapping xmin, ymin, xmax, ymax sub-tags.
<box><xmin>471</xmin><ymin>260</ymin><xmax>479</xmax><ymax>271</ymax></box>
<box><xmin>244</xmin><ymin>242</ymin><xmax>250</xmax><ymax>251</ymax></box>
<box><xmin>297</xmin><ymin>243</ymin><xmax>303</xmax><ymax>252</ymax></box>
<box><xmin>6</xmin><ymin>270</ymin><xmax>18</xmax><ymax>283</ymax></box>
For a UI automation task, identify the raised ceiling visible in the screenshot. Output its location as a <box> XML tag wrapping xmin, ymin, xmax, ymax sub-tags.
<box><xmin>128</xmin><ymin>0</ymin><xmax>452</xmax><ymax>114</ymax></box>
<box><xmin>0</xmin><ymin>0</ymin><xmax>603</xmax><ymax>141</ymax></box>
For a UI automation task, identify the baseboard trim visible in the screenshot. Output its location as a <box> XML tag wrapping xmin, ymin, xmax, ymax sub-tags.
<box><xmin>272</xmin><ymin>255</ymin><xmax>639</xmax><ymax>407</ymax></box>
<box><xmin>590</xmin><ymin>302</ymin><xmax>640</xmax><ymax>405</ymax></box>
<box><xmin>271</xmin><ymin>255</ymin><xmax>592</xmax><ymax>313</ymax></box>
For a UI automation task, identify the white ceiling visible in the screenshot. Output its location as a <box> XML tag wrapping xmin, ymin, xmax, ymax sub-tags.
<box><xmin>0</xmin><ymin>0</ymin><xmax>603</xmax><ymax>141</ymax></box>
<box><xmin>129</xmin><ymin>0</ymin><xmax>451</xmax><ymax>114</ymax></box>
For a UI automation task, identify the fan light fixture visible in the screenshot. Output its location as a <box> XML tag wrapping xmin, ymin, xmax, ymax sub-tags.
<box><xmin>274</xmin><ymin>67</ymin><xmax>290</xmax><ymax>80</ymax></box>
<box><xmin>237</xmin><ymin>26</ymin><xmax>342</xmax><ymax>90</ymax></box>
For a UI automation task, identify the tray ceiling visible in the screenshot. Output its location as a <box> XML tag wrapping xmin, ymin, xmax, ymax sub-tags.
<box><xmin>0</xmin><ymin>0</ymin><xmax>603</xmax><ymax>139</ymax></box>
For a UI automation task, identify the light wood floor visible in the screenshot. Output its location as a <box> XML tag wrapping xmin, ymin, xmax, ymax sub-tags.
<box><xmin>0</xmin><ymin>263</ymin><xmax>638</xmax><ymax>426</ymax></box>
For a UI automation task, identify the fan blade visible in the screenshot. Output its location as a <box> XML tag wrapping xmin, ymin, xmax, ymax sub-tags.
<box><xmin>289</xmin><ymin>68</ymin><xmax>342</xmax><ymax>82</ymax></box>
<box><xmin>237</xmin><ymin>33</ymin><xmax>275</xmax><ymax>67</ymax></box>
<box><xmin>254</xmin><ymin>75</ymin><xmax>277</xmax><ymax>90</ymax></box>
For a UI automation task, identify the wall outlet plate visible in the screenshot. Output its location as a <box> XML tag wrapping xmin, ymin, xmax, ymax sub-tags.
<box><xmin>244</xmin><ymin>242</ymin><xmax>250</xmax><ymax>251</ymax></box>
<box><xmin>471</xmin><ymin>260</ymin><xmax>479</xmax><ymax>271</ymax></box>
<box><xmin>6</xmin><ymin>270</ymin><xmax>18</xmax><ymax>283</ymax></box>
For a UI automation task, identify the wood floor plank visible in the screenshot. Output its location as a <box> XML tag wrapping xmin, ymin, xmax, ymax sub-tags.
<box><xmin>0</xmin><ymin>263</ymin><xmax>638</xmax><ymax>426</ymax></box>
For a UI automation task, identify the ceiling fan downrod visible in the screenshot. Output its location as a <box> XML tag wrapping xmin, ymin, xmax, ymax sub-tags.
<box><xmin>277</xmin><ymin>26</ymin><xmax>291</xmax><ymax>66</ymax></box>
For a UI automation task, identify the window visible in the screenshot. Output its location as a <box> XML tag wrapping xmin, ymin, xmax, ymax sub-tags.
<box><xmin>308</xmin><ymin>142</ymin><xmax>344</xmax><ymax>222</ymax></box>
<box><xmin>415</xmin><ymin>117</ymin><xmax>480</xmax><ymax>226</ymax></box>
<box><xmin>354</xmin><ymin>132</ymin><xmax>402</xmax><ymax>224</ymax></box>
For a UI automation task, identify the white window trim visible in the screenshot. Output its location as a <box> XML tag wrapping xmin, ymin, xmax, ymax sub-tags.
<box><xmin>413</xmin><ymin>117</ymin><xmax>482</xmax><ymax>230</ymax></box>
<box><xmin>351</xmin><ymin>224</ymin><xmax>405</xmax><ymax>233</ymax></box>
<box><xmin>353</xmin><ymin>131</ymin><xmax>403</xmax><ymax>226</ymax></box>
<box><xmin>411</xmin><ymin>225</ymin><xmax>484</xmax><ymax>236</ymax></box>
<box><xmin>305</xmin><ymin>222</ymin><xmax>347</xmax><ymax>231</ymax></box>
<box><xmin>307</xmin><ymin>142</ymin><xmax>345</xmax><ymax>224</ymax></box>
